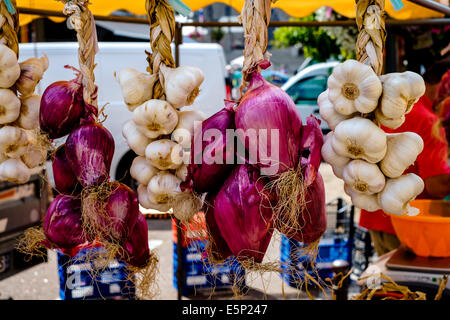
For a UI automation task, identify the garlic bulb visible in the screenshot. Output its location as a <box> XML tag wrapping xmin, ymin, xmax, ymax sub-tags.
<box><xmin>171</xmin><ymin>110</ymin><xmax>205</xmax><ymax>149</ymax></box>
<box><xmin>0</xmin><ymin>44</ymin><xmax>20</xmax><ymax>89</ymax></box>
<box><xmin>159</xmin><ymin>64</ymin><xmax>204</xmax><ymax>108</ymax></box>
<box><xmin>0</xmin><ymin>88</ymin><xmax>21</xmax><ymax>124</ymax></box>
<box><xmin>116</xmin><ymin>68</ymin><xmax>157</xmax><ymax>111</ymax></box>
<box><xmin>344</xmin><ymin>184</ymin><xmax>381</xmax><ymax>212</ymax></box>
<box><xmin>332</xmin><ymin>117</ymin><xmax>387</xmax><ymax>163</ymax></box>
<box><xmin>16</xmin><ymin>54</ymin><xmax>49</xmax><ymax>97</ymax></box>
<box><xmin>130</xmin><ymin>156</ymin><xmax>159</xmax><ymax>186</ymax></box>
<box><xmin>174</xmin><ymin>151</ymin><xmax>190</xmax><ymax>181</ymax></box>
<box><xmin>122</xmin><ymin>120</ymin><xmax>153</xmax><ymax>156</ymax></box>
<box><xmin>133</xmin><ymin>99</ymin><xmax>178</xmax><ymax>139</ymax></box>
<box><xmin>327</xmin><ymin>59</ymin><xmax>382</xmax><ymax>115</ymax></box>
<box><xmin>379</xmin><ymin>71</ymin><xmax>425</xmax><ymax>119</ymax></box>
<box><xmin>378</xmin><ymin>173</ymin><xmax>424</xmax><ymax>216</ymax></box>
<box><xmin>375</xmin><ymin>108</ymin><xmax>405</xmax><ymax>130</ymax></box>
<box><xmin>321</xmin><ymin>131</ymin><xmax>350</xmax><ymax>178</ymax></box>
<box><xmin>380</xmin><ymin>132</ymin><xmax>424</xmax><ymax>178</ymax></box>
<box><xmin>318</xmin><ymin>90</ymin><xmax>352</xmax><ymax>130</ymax></box>
<box><xmin>342</xmin><ymin>160</ymin><xmax>386</xmax><ymax>195</ymax></box>
<box><xmin>0</xmin><ymin>158</ymin><xmax>31</xmax><ymax>184</ymax></box>
<box><xmin>17</xmin><ymin>95</ymin><xmax>41</xmax><ymax>129</ymax></box>
<box><xmin>145</xmin><ymin>139</ymin><xmax>184</xmax><ymax>170</ymax></box>
<box><xmin>0</xmin><ymin>126</ymin><xmax>29</xmax><ymax>158</ymax></box>
<box><xmin>147</xmin><ymin>171</ymin><xmax>182</xmax><ymax>197</ymax></box>
<box><xmin>22</xmin><ymin>144</ymin><xmax>47</xmax><ymax>168</ymax></box>
<box><xmin>137</xmin><ymin>184</ymin><xmax>171</xmax><ymax>212</ymax></box>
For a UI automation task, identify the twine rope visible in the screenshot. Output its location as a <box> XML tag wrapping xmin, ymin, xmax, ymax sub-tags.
<box><xmin>240</xmin><ymin>0</ymin><xmax>276</xmax><ymax>83</ymax></box>
<box><xmin>145</xmin><ymin>0</ymin><xmax>176</xmax><ymax>100</ymax></box>
<box><xmin>59</xmin><ymin>0</ymin><xmax>98</xmax><ymax>107</ymax></box>
<box><xmin>0</xmin><ymin>0</ymin><xmax>19</xmax><ymax>56</ymax></box>
<box><xmin>355</xmin><ymin>0</ymin><xmax>386</xmax><ymax>75</ymax></box>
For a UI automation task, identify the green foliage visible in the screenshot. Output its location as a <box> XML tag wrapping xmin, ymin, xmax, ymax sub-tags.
<box><xmin>273</xmin><ymin>11</ymin><xmax>357</xmax><ymax>62</ymax></box>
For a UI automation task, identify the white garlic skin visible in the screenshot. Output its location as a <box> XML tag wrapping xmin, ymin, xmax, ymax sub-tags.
<box><xmin>137</xmin><ymin>184</ymin><xmax>171</xmax><ymax>212</ymax></box>
<box><xmin>160</xmin><ymin>64</ymin><xmax>205</xmax><ymax>108</ymax></box>
<box><xmin>116</xmin><ymin>67</ymin><xmax>157</xmax><ymax>111</ymax></box>
<box><xmin>133</xmin><ymin>99</ymin><xmax>179</xmax><ymax>139</ymax></box>
<box><xmin>379</xmin><ymin>71</ymin><xmax>425</xmax><ymax>119</ymax></box>
<box><xmin>375</xmin><ymin>108</ymin><xmax>405</xmax><ymax>130</ymax></box>
<box><xmin>378</xmin><ymin>173</ymin><xmax>425</xmax><ymax>216</ymax></box>
<box><xmin>380</xmin><ymin>132</ymin><xmax>424</xmax><ymax>178</ymax></box>
<box><xmin>342</xmin><ymin>159</ymin><xmax>386</xmax><ymax>195</ymax></box>
<box><xmin>332</xmin><ymin>117</ymin><xmax>387</xmax><ymax>163</ymax></box>
<box><xmin>145</xmin><ymin>139</ymin><xmax>184</xmax><ymax>170</ymax></box>
<box><xmin>17</xmin><ymin>95</ymin><xmax>41</xmax><ymax>130</ymax></box>
<box><xmin>171</xmin><ymin>110</ymin><xmax>205</xmax><ymax>149</ymax></box>
<box><xmin>0</xmin><ymin>88</ymin><xmax>21</xmax><ymax>124</ymax></box>
<box><xmin>122</xmin><ymin>120</ymin><xmax>153</xmax><ymax>156</ymax></box>
<box><xmin>0</xmin><ymin>44</ymin><xmax>20</xmax><ymax>89</ymax></box>
<box><xmin>321</xmin><ymin>131</ymin><xmax>350</xmax><ymax>178</ymax></box>
<box><xmin>344</xmin><ymin>184</ymin><xmax>381</xmax><ymax>212</ymax></box>
<box><xmin>130</xmin><ymin>156</ymin><xmax>159</xmax><ymax>186</ymax></box>
<box><xmin>327</xmin><ymin>59</ymin><xmax>382</xmax><ymax>115</ymax></box>
<box><xmin>318</xmin><ymin>90</ymin><xmax>352</xmax><ymax>131</ymax></box>
<box><xmin>16</xmin><ymin>54</ymin><xmax>49</xmax><ymax>97</ymax></box>
<box><xmin>0</xmin><ymin>126</ymin><xmax>29</xmax><ymax>158</ymax></box>
<box><xmin>0</xmin><ymin>158</ymin><xmax>31</xmax><ymax>184</ymax></box>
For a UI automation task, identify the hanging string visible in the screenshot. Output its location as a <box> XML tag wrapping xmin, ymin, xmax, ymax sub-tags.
<box><xmin>0</xmin><ymin>0</ymin><xmax>19</xmax><ymax>56</ymax></box>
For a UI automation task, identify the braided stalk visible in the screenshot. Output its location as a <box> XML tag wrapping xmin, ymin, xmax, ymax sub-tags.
<box><xmin>0</xmin><ymin>0</ymin><xmax>19</xmax><ymax>57</ymax></box>
<box><xmin>60</xmin><ymin>0</ymin><xmax>98</xmax><ymax>108</ymax></box>
<box><xmin>240</xmin><ymin>0</ymin><xmax>274</xmax><ymax>84</ymax></box>
<box><xmin>145</xmin><ymin>0</ymin><xmax>176</xmax><ymax>100</ymax></box>
<box><xmin>355</xmin><ymin>0</ymin><xmax>386</xmax><ymax>75</ymax></box>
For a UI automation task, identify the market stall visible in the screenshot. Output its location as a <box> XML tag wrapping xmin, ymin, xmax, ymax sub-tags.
<box><xmin>0</xmin><ymin>0</ymin><xmax>448</xmax><ymax>301</ymax></box>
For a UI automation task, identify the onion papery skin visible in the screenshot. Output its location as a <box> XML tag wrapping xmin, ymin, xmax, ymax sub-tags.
<box><xmin>214</xmin><ymin>164</ymin><xmax>274</xmax><ymax>263</ymax></box>
<box><xmin>204</xmin><ymin>193</ymin><xmax>232</xmax><ymax>262</ymax></box>
<box><xmin>235</xmin><ymin>72</ymin><xmax>303</xmax><ymax>176</ymax></box>
<box><xmin>184</xmin><ymin>103</ymin><xmax>236</xmax><ymax>193</ymax></box>
<box><xmin>52</xmin><ymin>144</ymin><xmax>79</xmax><ymax>195</ymax></box>
<box><xmin>281</xmin><ymin>172</ymin><xmax>327</xmax><ymax>244</ymax></box>
<box><xmin>101</xmin><ymin>182</ymin><xmax>140</xmax><ymax>243</ymax></box>
<box><xmin>43</xmin><ymin>195</ymin><xmax>86</xmax><ymax>251</ymax></box>
<box><xmin>65</xmin><ymin>123</ymin><xmax>115</xmax><ymax>187</ymax></box>
<box><xmin>39</xmin><ymin>79</ymin><xmax>85</xmax><ymax>139</ymax></box>
<box><xmin>118</xmin><ymin>213</ymin><xmax>150</xmax><ymax>268</ymax></box>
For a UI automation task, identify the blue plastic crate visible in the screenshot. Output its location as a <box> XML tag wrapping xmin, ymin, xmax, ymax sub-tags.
<box><xmin>57</xmin><ymin>247</ymin><xmax>135</xmax><ymax>300</ymax></box>
<box><xmin>279</xmin><ymin>234</ymin><xmax>351</xmax><ymax>288</ymax></box>
<box><xmin>173</xmin><ymin>240</ymin><xmax>246</xmax><ymax>295</ymax></box>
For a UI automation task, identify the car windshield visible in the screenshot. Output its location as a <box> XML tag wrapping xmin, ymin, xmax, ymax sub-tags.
<box><xmin>286</xmin><ymin>74</ymin><xmax>328</xmax><ymax>104</ymax></box>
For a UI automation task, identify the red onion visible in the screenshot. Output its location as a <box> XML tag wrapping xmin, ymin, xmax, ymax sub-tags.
<box><xmin>39</xmin><ymin>66</ymin><xmax>90</xmax><ymax>139</ymax></box>
<box><xmin>43</xmin><ymin>195</ymin><xmax>86</xmax><ymax>250</ymax></box>
<box><xmin>235</xmin><ymin>70</ymin><xmax>303</xmax><ymax>176</ymax></box>
<box><xmin>183</xmin><ymin>101</ymin><xmax>236</xmax><ymax>193</ymax></box>
<box><xmin>100</xmin><ymin>182</ymin><xmax>140</xmax><ymax>242</ymax></box>
<box><xmin>214</xmin><ymin>164</ymin><xmax>274</xmax><ymax>263</ymax></box>
<box><xmin>52</xmin><ymin>144</ymin><xmax>79</xmax><ymax>195</ymax></box>
<box><xmin>283</xmin><ymin>173</ymin><xmax>327</xmax><ymax>244</ymax></box>
<box><xmin>300</xmin><ymin>116</ymin><xmax>324</xmax><ymax>186</ymax></box>
<box><xmin>204</xmin><ymin>193</ymin><xmax>232</xmax><ymax>262</ymax></box>
<box><xmin>118</xmin><ymin>213</ymin><xmax>150</xmax><ymax>268</ymax></box>
<box><xmin>65</xmin><ymin>123</ymin><xmax>115</xmax><ymax>187</ymax></box>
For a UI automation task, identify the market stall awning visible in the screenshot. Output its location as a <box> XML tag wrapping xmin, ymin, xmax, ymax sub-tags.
<box><xmin>16</xmin><ymin>0</ymin><xmax>445</xmax><ymax>26</ymax></box>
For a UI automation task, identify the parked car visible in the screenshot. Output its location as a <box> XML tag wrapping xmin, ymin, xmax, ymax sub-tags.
<box><xmin>281</xmin><ymin>61</ymin><xmax>339</xmax><ymax>131</ymax></box>
<box><xmin>19</xmin><ymin>42</ymin><xmax>228</xmax><ymax>189</ymax></box>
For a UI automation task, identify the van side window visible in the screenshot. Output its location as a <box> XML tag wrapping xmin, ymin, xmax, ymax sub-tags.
<box><xmin>286</xmin><ymin>75</ymin><xmax>328</xmax><ymax>104</ymax></box>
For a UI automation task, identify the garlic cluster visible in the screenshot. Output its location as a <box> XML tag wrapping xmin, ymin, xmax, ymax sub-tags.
<box><xmin>118</xmin><ymin>63</ymin><xmax>205</xmax><ymax>214</ymax></box>
<box><xmin>319</xmin><ymin>61</ymin><xmax>426</xmax><ymax>216</ymax></box>
<box><xmin>0</xmin><ymin>44</ymin><xmax>49</xmax><ymax>184</ymax></box>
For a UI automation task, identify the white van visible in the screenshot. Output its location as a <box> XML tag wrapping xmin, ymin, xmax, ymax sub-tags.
<box><xmin>18</xmin><ymin>42</ymin><xmax>227</xmax><ymax>188</ymax></box>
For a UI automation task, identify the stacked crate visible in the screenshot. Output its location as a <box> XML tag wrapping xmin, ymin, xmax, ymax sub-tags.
<box><xmin>172</xmin><ymin>213</ymin><xmax>246</xmax><ymax>296</ymax></box>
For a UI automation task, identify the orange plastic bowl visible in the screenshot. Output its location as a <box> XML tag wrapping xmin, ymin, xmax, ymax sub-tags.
<box><xmin>390</xmin><ymin>200</ymin><xmax>450</xmax><ymax>258</ymax></box>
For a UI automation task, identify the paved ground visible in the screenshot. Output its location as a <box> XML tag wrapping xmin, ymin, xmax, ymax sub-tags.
<box><xmin>0</xmin><ymin>163</ymin><xmax>362</xmax><ymax>300</ymax></box>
